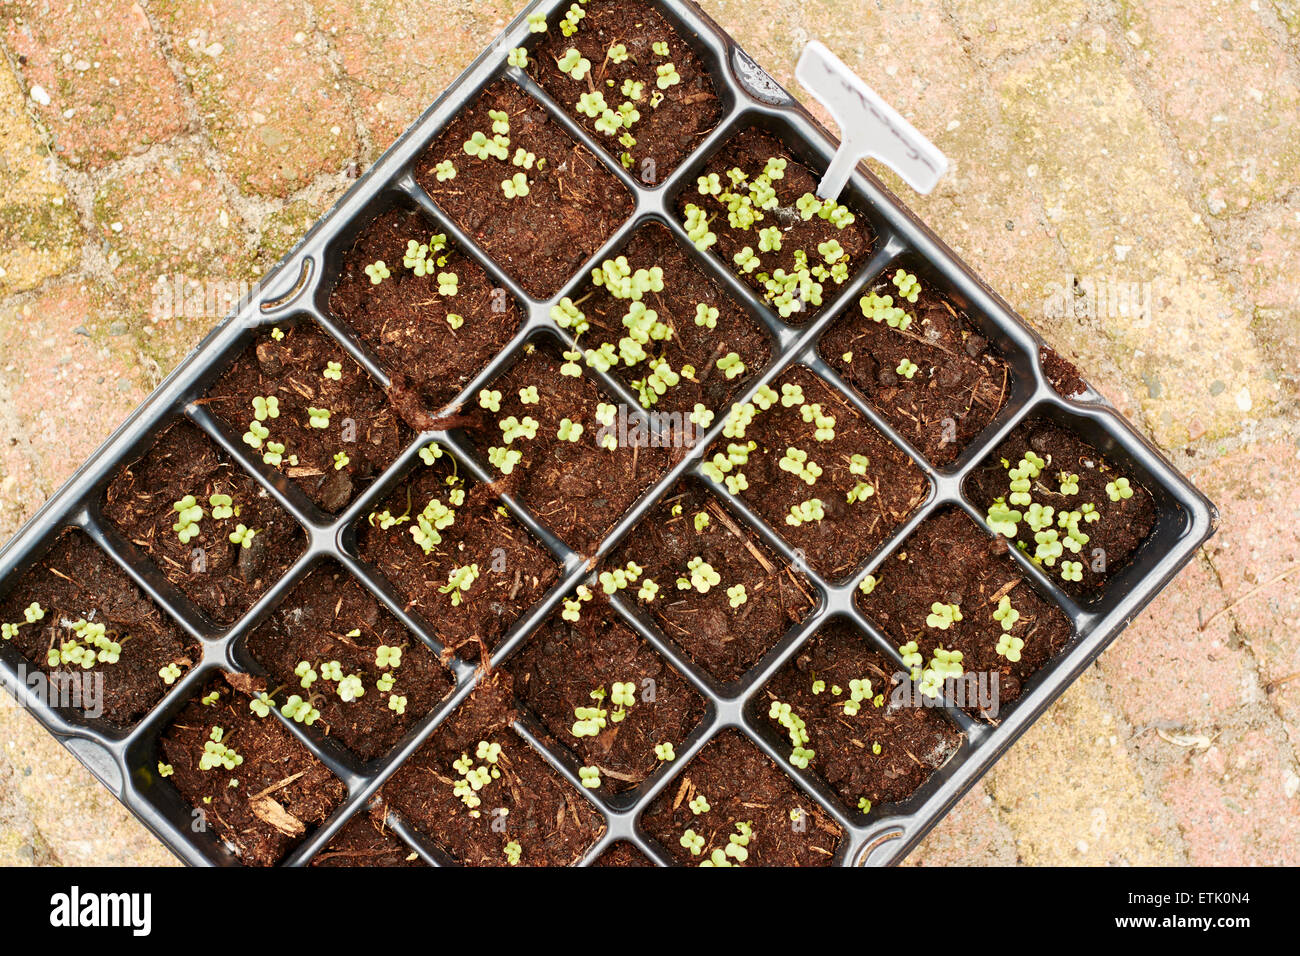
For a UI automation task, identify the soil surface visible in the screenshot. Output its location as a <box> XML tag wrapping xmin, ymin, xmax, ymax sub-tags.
<box><xmin>642</xmin><ymin>730</ymin><xmax>842</xmax><ymax>865</ymax></box>
<box><xmin>206</xmin><ymin>323</ymin><xmax>409</xmax><ymax>514</ymax></box>
<box><xmin>507</xmin><ymin>593</ymin><xmax>706</xmax><ymax>794</ymax></box>
<box><xmin>157</xmin><ymin>673</ymin><xmax>347</xmax><ymax>867</ymax></box>
<box><xmin>310</xmin><ymin>805</ymin><xmax>425</xmax><ymax>867</ymax></box>
<box><xmin>1039</xmin><ymin>345</ymin><xmax>1087</xmax><ymax>398</ymax></box>
<box><xmin>607</xmin><ymin>478</ymin><xmax>817</xmax><ymax>683</ymax></box>
<box><xmin>754</xmin><ymin>620</ymin><xmax>963</xmax><ymax>814</ymax></box>
<box><xmin>675</xmin><ymin>127</ymin><xmax>874</xmax><ymax>324</ymax></box>
<box><xmin>463</xmin><ymin>341</ymin><xmax>673</xmax><ymax>554</ymax></box>
<box><xmin>821</xmin><ymin>267</ymin><xmax>1012</xmax><ymax>467</ymax></box>
<box><xmin>592</xmin><ymin>840</ymin><xmax>653</xmax><ymax>866</ymax></box>
<box><xmin>329</xmin><ymin>206</ymin><xmax>523</xmax><ymax>416</ymax></box>
<box><xmin>713</xmin><ymin>365</ymin><xmax>929</xmax><ymax>581</ymax></box>
<box><xmin>103</xmin><ymin>420</ymin><xmax>306</xmax><ymax>626</ymax></box>
<box><xmin>0</xmin><ymin>530</ymin><xmax>197</xmax><ymax>727</ymax></box>
<box><xmin>565</xmin><ymin>222</ymin><xmax>770</xmax><ymax>422</ymax></box>
<box><xmin>385</xmin><ymin>672</ymin><xmax>604</xmax><ymax>866</ymax></box>
<box><xmin>528</xmin><ymin>0</ymin><xmax>722</xmax><ymax>184</ymax></box>
<box><xmin>964</xmin><ymin>418</ymin><xmax>1157</xmax><ymax>598</ymax></box>
<box><xmin>857</xmin><ymin>508</ymin><xmax>1075</xmax><ymax>719</ymax></box>
<box><xmin>244</xmin><ymin>562</ymin><xmax>453</xmax><ymax>762</ymax></box>
<box><xmin>416</xmin><ymin>80</ymin><xmax>634</xmax><ymax>300</ymax></box>
<box><xmin>355</xmin><ymin>443</ymin><xmax>560</xmax><ymax>662</ymax></box>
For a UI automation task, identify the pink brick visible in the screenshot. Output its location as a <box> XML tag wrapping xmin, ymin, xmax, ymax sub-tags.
<box><xmin>151</xmin><ymin>0</ymin><xmax>358</xmax><ymax>197</ymax></box>
<box><xmin>2</xmin><ymin>0</ymin><xmax>185</xmax><ymax>168</ymax></box>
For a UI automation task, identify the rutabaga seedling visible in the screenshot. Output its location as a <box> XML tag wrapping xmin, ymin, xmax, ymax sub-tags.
<box><xmin>578</xmin><ymin>765</ymin><xmax>602</xmax><ymax>789</ymax></box>
<box><xmin>801</xmin><ymin>402</ymin><xmax>836</xmax><ymax>442</ymax></box>
<box><xmin>282</xmin><ymin>695</ymin><xmax>320</xmax><ymax>725</ymax></box>
<box><xmin>439</xmin><ymin>564</ymin><xmax>480</xmax><ymax>606</ymax></box>
<box><xmin>993</xmin><ymin>595</ymin><xmax>1020</xmax><ymax>631</ymax></box>
<box><xmin>769</xmin><ymin>700</ymin><xmax>814</xmax><ymax>768</ymax></box>
<box><xmin>1106</xmin><ymin>477</ymin><xmax>1133</xmax><ymax>501</ymax></box>
<box><xmin>557</xmin><ymin>48</ymin><xmax>591</xmax><ymax>80</ymax></box>
<box><xmin>689</xmin><ymin>794</ymin><xmax>711</xmax><ymax>815</ymax></box>
<box><xmin>785</xmin><ymin>499</ymin><xmax>825</xmax><ymax>527</ymax></box>
<box><xmin>654</xmin><ymin>742</ymin><xmax>675</xmax><ymax>762</ymax></box>
<box><xmin>228</xmin><ymin>524</ymin><xmax>258</xmax><ymax>549</ymax></box>
<box><xmin>892</xmin><ymin>269</ymin><xmax>921</xmax><ymax>303</ymax></box>
<box><xmin>926</xmin><ymin>602</ymin><xmax>962</xmax><ymax>630</ymax></box>
<box><xmin>199</xmin><ymin>727</ymin><xmax>243</xmax><ymax>771</ymax></box>
<box><xmin>996</xmin><ymin>632</ymin><xmax>1025</xmax><ymax>663</ymax></box>
<box><xmin>678</xmin><ymin>557</ymin><xmax>721</xmax><ymax>594</ymax></box>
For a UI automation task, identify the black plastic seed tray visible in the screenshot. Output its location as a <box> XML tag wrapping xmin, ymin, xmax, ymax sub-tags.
<box><xmin>0</xmin><ymin>0</ymin><xmax>1216</xmax><ymax>867</ymax></box>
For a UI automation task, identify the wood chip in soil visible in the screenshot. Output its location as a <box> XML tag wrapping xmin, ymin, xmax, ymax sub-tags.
<box><xmin>102</xmin><ymin>419</ymin><xmax>305</xmax><ymax>626</ymax></box>
<box><xmin>506</xmin><ymin>593</ymin><xmax>706</xmax><ymax>794</ymax></box>
<box><xmin>384</xmin><ymin>672</ymin><xmax>604</xmax><ymax>867</ymax></box>
<box><xmin>243</xmin><ymin>561</ymin><xmax>453</xmax><ymax>762</ymax></box>
<box><xmin>857</xmin><ymin>508</ymin><xmax>1075</xmax><ymax>720</ymax></box>
<box><xmin>355</xmin><ymin>443</ymin><xmax>560</xmax><ymax>662</ymax></box>
<box><xmin>157</xmin><ymin>674</ymin><xmax>347</xmax><ymax>867</ymax></box>
<box><xmin>607</xmin><ymin>477</ymin><xmax>816</xmax><ymax>683</ymax></box>
<box><xmin>0</xmin><ymin>530</ymin><xmax>198</xmax><ymax>728</ymax></box>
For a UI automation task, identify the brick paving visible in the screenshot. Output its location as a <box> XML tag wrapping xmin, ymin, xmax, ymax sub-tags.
<box><xmin>0</xmin><ymin>0</ymin><xmax>1294</xmax><ymax>865</ymax></box>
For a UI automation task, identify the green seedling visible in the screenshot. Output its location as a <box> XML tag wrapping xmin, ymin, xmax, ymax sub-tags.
<box><xmin>579</xmin><ymin>765</ymin><xmax>602</xmax><ymax>789</ymax></box>
<box><xmin>1106</xmin><ymin>477</ymin><xmax>1133</xmax><ymax>501</ymax></box>
<box><xmin>439</xmin><ymin>564</ymin><xmax>480</xmax><ymax>606</ymax></box>
<box><xmin>926</xmin><ymin>602</ymin><xmax>962</xmax><ymax>630</ymax></box>
<box><xmin>996</xmin><ymin>632</ymin><xmax>1025</xmax><ymax>662</ymax></box>
<box><xmin>654</xmin><ymin>742</ymin><xmax>675</xmax><ymax>762</ymax></box>
<box><xmin>785</xmin><ymin>498</ymin><xmax>825</xmax><ymax>527</ymax></box>
<box><xmin>993</xmin><ymin>595</ymin><xmax>1020</xmax><ymax>631</ymax></box>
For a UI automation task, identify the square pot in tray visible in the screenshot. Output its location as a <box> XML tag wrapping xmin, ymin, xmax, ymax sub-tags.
<box><xmin>0</xmin><ymin>0</ymin><xmax>1216</xmax><ymax>867</ymax></box>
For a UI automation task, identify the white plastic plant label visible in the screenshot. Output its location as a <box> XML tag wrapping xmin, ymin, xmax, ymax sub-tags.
<box><xmin>796</xmin><ymin>40</ymin><xmax>949</xmax><ymax>199</ymax></box>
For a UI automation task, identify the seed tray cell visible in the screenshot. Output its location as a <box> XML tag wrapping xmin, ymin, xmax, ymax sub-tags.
<box><xmin>0</xmin><ymin>0</ymin><xmax>1215</xmax><ymax>866</ymax></box>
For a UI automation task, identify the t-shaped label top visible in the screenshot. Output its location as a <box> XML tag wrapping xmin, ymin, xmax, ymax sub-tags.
<box><xmin>795</xmin><ymin>40</ymin><xmax>949</xmax><ymax>199</ymax></box>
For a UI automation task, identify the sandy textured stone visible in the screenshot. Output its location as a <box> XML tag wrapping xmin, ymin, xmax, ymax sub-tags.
<box><xmin>92</xmin><ymin>143</ymin><xmax>246</xmax><ymax>375</ymax></box>
<box><xmin>986</xmin><ymin>672</ymin><xmax>1185</xmax><ymax>864</ymax></box>
<box><xmin>1099</xmin><ymin>558</ymin><xmax>1259</xmax><ymax>730</ymax></box>
<box><xmin>1</xmin><ymin>0</ymin><xmax>186</xmax><ymax>169</ymax></box>
<box><xmin>903</xmin><ymin>784</ymin><xmax>1018</xmax><ymax>865</ymax></box>
<box><xmin>0</xmin><ymin>285</ymin><xmax>150</xmax><ymax>490</ymax></box>
<box><xmin>0</xmin><ymin>62</ymin><xmax>80</xmax><ymax>296</ymax></box>
<box><xmin>1237</xmin><ymin>197</ymin><xmax>1300</xmax><ymax>401</ymax></box>
<box><xmin>1119</xmin><ymin>0</ymin><xmax>1300</xmax><ymax>216</ymax></box>
<box><xmin>993</xmin><ymin>31</ymin><xmax>1275</xmax><ymax>448</ymax></box>
<box><xmin>1154</xmin><ymin>724</ymin><xmax>1300</xmax><ymax>865</ymax></box>
<box><xmin>1197</xmin><ymin>440</ymin><xmax>1300</xmax><ymax>751</ymax></box>
<box><xmin>947</xmin><ymin>0</ymin><xmax>1091</xmax><ymax>62</ymax></box>
<box><xmin>313</xmin><ymin>0</ymin><xmax>525</xmax><ymax>154</ymax></box>
<box><xmin>151</xmin><ymin>0</ymin><xmax>358</xmax><ymax>197</ymax></box>
<box><xmin>0</xmin><ymin>703</ymin><xmax>177</xmax><ymax>867</ymax></box>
